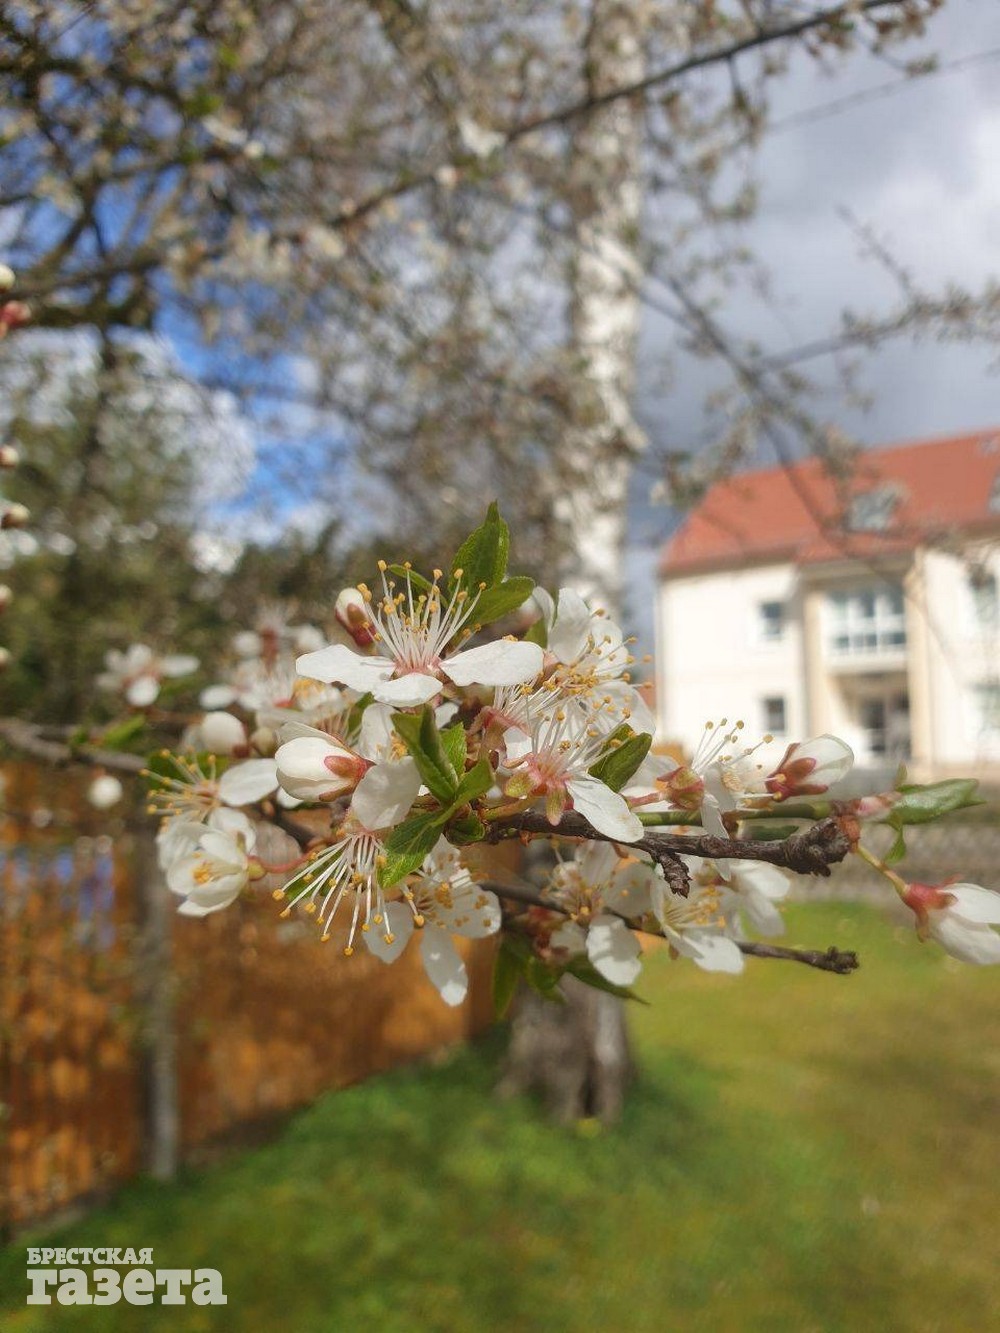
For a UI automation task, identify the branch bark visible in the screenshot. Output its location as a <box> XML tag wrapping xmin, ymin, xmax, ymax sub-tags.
<box><xmin>0</xmin><ymin>717</ymin><xmax>145</xmax><ymax>773</ymax></box>
<box><xmin>487</xmin><ymin>810</ymin><xmax>852</xmax><ymax>882</ymax></box>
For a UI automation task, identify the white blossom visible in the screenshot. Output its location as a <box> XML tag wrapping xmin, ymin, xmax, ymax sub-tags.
<box><xmin>167</xmin><ymin>824</ymin><xmax>255</xmax><ymax>917</ymax></box>
<box><xmin>367</xmin><ymin>840</ymin><xmax>501</xmax><ymax>1004</ymax></box>
<box><xmin>547</xmin><ymin>841</ymin><xmax>653</xmax><ymax>986</ymax></box>
<box><xmin>97</xmin><ymin>643</ymin><xmax>198</xmax><ymax>706</ymax></box>
<box><xmin>903</xmin><ymin>880</ymin><xmax>1000</xmax><ymax>964</ymax></box>
<box><xmin>297</xmin><ymin>564</ymin><xmax>542</xmax><ymax>708</ymax></box>
<box><xmin>500</xmin><ymin>695</ymin><xmax>642</xmax><ymax>842</ymax></box>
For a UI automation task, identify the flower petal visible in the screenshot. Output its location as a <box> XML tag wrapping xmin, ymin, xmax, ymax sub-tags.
<box><xmin>684</xmin><ymin>930</ymin><xmax>745</xmax><ymax>974</ymax></box>
<box><xmin>365</xmin><ymin>901</ymin><xmax>413</xmax><ymax>963</ymax></box>
<box><xmin>586</xmin><ymin>914</ymin><xmax>643</xmax><ymax>986</ymax></box>
<box><xmin>296</xmin><ymin>644</ymin><xmax>396</xmax><ymax>690</ymax></box>
<box><xmin>160</xmin><ymin>654</ymin><xmax>199</xmax><ymax>678</ymax></box>
<box><xmin>550</xmin><ymin>920</ymin><xmax>587</xmax><ymax>955</ymax></box>
<box><xmin>947</xmin><ymin>884</ymin><xmax>1000</xmax><ymax>925</ymax></box>
<box><xmin>219</xmin><ymin>758</ymin><xmax>279</xmax><ymax>806</ymax></box>
<box><xmin>207</xmin><ymin>807</ymin><xmax>256</xmax><ymax>849</ymax></box>
<box><xmin>350</xmin><ymin>757</ymin><xmax>421</xmax><ymax>830</ymax></box>
<box><xmin>566</xmin><ymin>776</ymin><xmax>642</xmax><ymax>843</ymax></box>
<box><xmin>548</xmin><ymin>588</ymin><xmax>593</xmax><ymax>663</ymax></box>
<box><xmin>443</xmin><ymin>639</ymin><xmax>543</xmax><ymax>687</ymax></box>
<box><xmin>576</xmin><ymin>840</ymin><xmax>619</xmax><ymax>889</ymax></box>
<box><xmin>531</xmin><ymin>586</ymin><xmax>555</xmax><ymax>628</ymax></box>
<box><xmin>930</xmin><ymin>913</ymin><xmax>1000</xmax><ymax>964</ymax></box>
<box><xmin>446</xmin><ymin>885</ymin><xmax>502</xmax><ymax>938</ymax></box>
<box><xmin>357</xmin><ymin>702</ymin><xmax>397</xmax><ymax>759</ymax></box>
<box><xmin>370</xmin><ymin>673</ymin><xmax>443</xmax><ymax>707</ymax></box>
<box><xmin>200</xmin><ymin>684</ymin><xmax>237</xmax><ymax>709</ymax></box>
<box><xmin>420</xmin><ymin>928</ymin><xmax>468</xmax><ymax>1006</ymax></box>
<box><xmin>603</xmin><ymin>861</ymin><xmax>654</xmax><ymax>918</ymax></box>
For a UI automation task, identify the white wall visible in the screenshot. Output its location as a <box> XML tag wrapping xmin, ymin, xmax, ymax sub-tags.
<box><xmin>921</xmin><ymin>542</ymin><xmax>1000</xmax><ymax>767</ymax></box>
<box><xmin>656</xmin><ymin>562</ymin><xmax>805</xmax><ymax>757</ymax></box>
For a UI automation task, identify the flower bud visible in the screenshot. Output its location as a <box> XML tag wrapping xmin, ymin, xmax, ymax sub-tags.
<box><xmin>335</xmin><ymin>587</ymin><xmax>376</xmax><ymax>647</ymax></box>
<box><xmin>0</xmin><ymin>265</ymin><xmax>14</xmax><ymax>292</ymax></box>
<box><xmin>88</xmin><ymin>774</ymin><xmax>124</xmax><ymax>810</ymax></box>
<box><xmin>275</xmin><ymin>735</ymin><xmax>369</xmax><ymax>801</ymax></box>
<box><xmin>199</xmin><ymin>710</ymin><xmax>247</xmax><ymax>755</ymax></box>
<box><xmin>0</xmin><ymin>300</ymin><xmax>30</xmax><ymax>333</ymax></box>
<box><xmin>0</xmin><ymin>445</ymin><xmax>19</xmax><ymax>469</ymax></box>
<box><xmin>1</xmin><ymin>502</ymin><xmax>29</xmax><ymax>529</ymax></box>
<box><xmin>249</xmin><ymin>725</ymin><xmax>279</xmax><ymax>757</ymax></box>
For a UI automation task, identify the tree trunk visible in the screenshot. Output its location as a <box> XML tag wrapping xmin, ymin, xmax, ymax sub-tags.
<box><xmin>498</xmin><ymin>1</ymin><xmax>651</xmax><ymax>1124</ymax></box>
<box><xmin>496</xmin><ymin>979</ymin><xmax>636</xmax><ymax>1123</ymax></box>
<box><xmin>554</xmin><ymin>0</ymin><xmax>649</xmax><ymax>610</ymax></box>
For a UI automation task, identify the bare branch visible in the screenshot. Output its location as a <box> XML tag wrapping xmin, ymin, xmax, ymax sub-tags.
<box><xmin>486</xmin><ymin>810</ymin><xmax>852</xmax><ymax>881</ymax></box>
<box><xmin>737</xmin><ymin>941</ymin><xmax>860</xmax><ymax>974</ymax></box>
<box><xmin>0</xmin><ymin>717</ymin><xmax>145</xmax><ymax>774</ymax></box>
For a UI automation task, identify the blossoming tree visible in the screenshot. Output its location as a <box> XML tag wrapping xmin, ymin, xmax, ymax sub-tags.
<box><xmin>4</xmin><ymin>495</ymin><xmax>994</xmax><ymax>1125</ymax></box>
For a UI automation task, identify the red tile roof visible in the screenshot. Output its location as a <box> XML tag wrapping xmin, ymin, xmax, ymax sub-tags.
<box><xmin>659</xmin><ymin>428</ymin><xmax>1000</xmax><ymax>577</ymax></box>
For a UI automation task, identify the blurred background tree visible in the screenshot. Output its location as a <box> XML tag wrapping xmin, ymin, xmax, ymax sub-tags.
<box><xmin>5</xmin><ymin>0</ymin><xmax>985</xmax><ymax>617</ymax></box>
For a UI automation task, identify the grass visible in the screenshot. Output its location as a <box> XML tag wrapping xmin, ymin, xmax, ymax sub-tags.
<box><xmin>1</xmin><ymin>901</ymin><xmax>997</xmax><ymax>1332</ymax></box>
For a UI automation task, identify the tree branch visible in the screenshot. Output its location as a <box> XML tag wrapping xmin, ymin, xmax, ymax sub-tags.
<box><xmin>488</xmin><ymin>880</ymin><xmax>860</xmax><ymax>975</ymax></box>
<box><xmin>737</xmin><ymin>941</ymin><xmax>860</xmax><ymax>974</ymax></box>
<box><xmin>487</xmin><ymin>810</ymin><xmax>851</xmax><ymax>884</ymax></box>
<box><xmin>0</xmin><ymin>717</ymin><xmax>145</xmax><ymax>774</ymax></box>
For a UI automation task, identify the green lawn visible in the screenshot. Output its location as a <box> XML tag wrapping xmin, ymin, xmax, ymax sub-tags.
<box><xmin>2</xmin><ymin>901</ymin><xmax>997</xmax><ymax>1332</ymax></box>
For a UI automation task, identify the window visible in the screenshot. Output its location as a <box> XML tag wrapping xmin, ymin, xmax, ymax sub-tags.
<box><xmin>969</xmin><ymin>570</ymin><xmax>999</xmax><ymax>628</ymax></box>
<box><xmin>762</xmin><ymin>696</ymin><xmax>787</xmax><ymax>735</ymax></box>
<box><xmin>758</xmin><ymin>600</ymin><xmax>785</xmax><ymax>642</ymax></box>
<box><xmin>847</xmin><ymin>487</ymin><xmax>899</xmax><ymax>533</ymax></box>
<box><xmin>975</xmin><ymin>682</ymin><xmax>1000</xmax><ymax>733</ymax></box>
<box><xmin>827</xmin><ymin>584</ymin><xmax>906</xmax><ymax>657</ymax></box>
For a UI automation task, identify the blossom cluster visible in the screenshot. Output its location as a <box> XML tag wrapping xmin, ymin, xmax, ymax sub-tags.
<box><xmin>119</xmin><ymin>505</ymin><xmax>1000</xmax><ymax>1005</ymax></box>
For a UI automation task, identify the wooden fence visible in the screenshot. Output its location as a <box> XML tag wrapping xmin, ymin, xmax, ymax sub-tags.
<box><xmin>0</xmin><ymin>764</ymin><xmax>495</xmax><ymax>1234</ymax></box>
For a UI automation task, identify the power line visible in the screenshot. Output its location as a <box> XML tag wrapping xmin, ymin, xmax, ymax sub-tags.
<box><xmin>764</xmin><ymin>45</ymin><xmax>1000</xmax><ymax>138</ymax></box>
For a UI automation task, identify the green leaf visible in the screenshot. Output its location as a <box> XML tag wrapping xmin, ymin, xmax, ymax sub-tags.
<box><xmin>469</xmin><ymin>576</ymin><xmax>535</xmax><ymax>627</ymax></box>
<box><xmin>392</xmin><ymin>707</ymin><xmax>458</xmax><ymax>804</ymax></box>
<box><xmin>563</xmin><ymin>956</ymin><xmax>649</xmax><ymax>1004</ymax></box>
<box><xmin>345</xmin><ymin>692</ymin><xmax>374</xmax><ymax>739</ymax></box>
<box><xmin>378</xmin><ymin>810</ymin><xmax>447</xmax><ymax>887</ymax></box>
<box><xmin>450</xmin><ymin>501</ymin><xmax>509</xmax><ymax>592</ymax></box>
<box><xmin>884</xmin><ymin>823</ymin><xmax>907</xmax><ymax>866</ymax></box>
<box><xmin>492</xmin><ymin>938</ymin><xmax>525</xmax><ymax>1018</ymax></box>
<box><xmin>99</xmin><ymin>714</ymin><xmax>147</xmax><ymax>749</ymax></box>
<box><xmin>143</xmin><ymin>750</ymin><xmax>214</xmax><ymax>793</ymax></box>
<box><xmin>387</xmin><ymin>564</ymin><xmax>434</xmax><ymax>595</ymax></box>
<box><xmin>446</xmin><ymin>811</ymin><xmax>486</xmax><ymax>846</ymax></box>
<box><xmin>523</xmin><ymin>616</ymin><xmax>548</xmax><ymax>648</ymax></box>
<box><xmin>454</xmin><ymin>754</ymin><xmax>494</xmax><ymax>805</ymax></box>
<box><xmin>440</xmin><ymin>722</ymin><xmax>467</xmax><ymax>776</ymax></box>
<box><xmin>588</xmin><ymin>731</ymin><xmax>652</xmax><ymax>793</ymax></box>
<box><xmin>525</xmin><ymin>956</ymin><xmax>566</xmax><ymax>1003</ymax></box>
<box><xmin>744</xmin><ymin>823</ymin><xmax>800</xmax><ymax>842</ymax></box>
<box><xmin>888</xmin><ymin>779</ymin><xmax>982</xmax><ymax>826</ymax></box>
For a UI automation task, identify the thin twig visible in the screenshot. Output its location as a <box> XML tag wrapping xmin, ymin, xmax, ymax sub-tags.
<box><xmin>0</xmin><ymin>717</ymin><xmax>145</xmax><ymax>774</ymax></box>
<box><xmin>737</xmin><ymin>941</ymin><xmax>859</xmax><ymax>974</ymax></box>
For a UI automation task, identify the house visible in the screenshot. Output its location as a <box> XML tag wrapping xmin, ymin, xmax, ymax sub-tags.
<box><xmin>654</xmin><ymin>429</ymin><xmax>1000</xmax><ymax>783</ymax></box>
